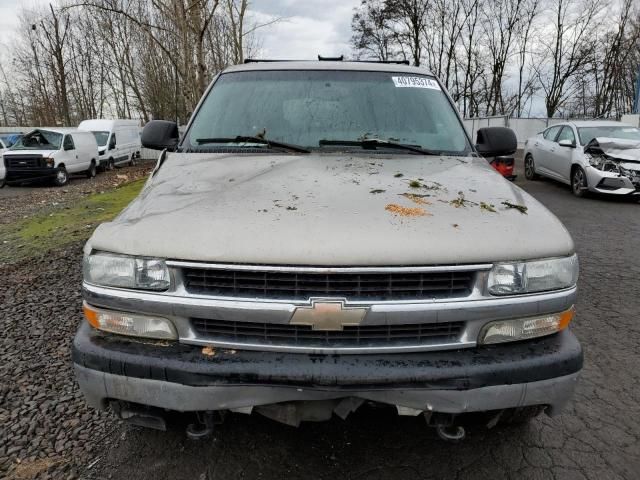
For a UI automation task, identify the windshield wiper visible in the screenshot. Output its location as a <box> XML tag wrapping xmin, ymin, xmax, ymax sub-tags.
<box><xmin>195</xmin><ymin>136</ymin><xmax>310</xmax><ymax>153</ymax></box>
<box><xmin>319</xmin><ymin>138</ymin><xmax>441</xmax><ymax>155</ymax></box>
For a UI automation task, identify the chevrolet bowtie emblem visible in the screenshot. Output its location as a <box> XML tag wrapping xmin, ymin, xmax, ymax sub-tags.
<box><xmin>290</xmin><ymin>300</ymin><xmax>368</xmax><ymax>331</ymax></box>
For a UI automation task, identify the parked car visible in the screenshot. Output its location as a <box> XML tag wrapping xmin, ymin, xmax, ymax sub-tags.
<box><xmin>74</xmin><ymin>60</ymin><xmax>581</xmax><ymax>440</ymax></box>
<box><xmin>523</xmin><ymin>120</ymin><xmax>640</xmax><ymax>198</ymax></box>
<box><xmin>78</xmin><ymin>119</ymin><xmax>141</xmax><ymax>171</ymax></box>
<box><xmin>4</xmin><ymin>128</ymin><xmax>99</xmax><ymax>186</ymax></box>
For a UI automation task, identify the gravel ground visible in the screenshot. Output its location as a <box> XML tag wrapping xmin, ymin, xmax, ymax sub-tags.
<box><xmin>0</xmin><ymin>162</ymin><xmax>154</xmax><ymax>226</ymax></box>
<box><xmin>1</xmin><ymin>156</ymin><xmax>639</xmax><ymax>479</ymax></box>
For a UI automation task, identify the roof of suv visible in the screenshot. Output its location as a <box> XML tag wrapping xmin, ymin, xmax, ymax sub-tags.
<box><xmin>224</xmin><ymin>60</ymin><xmax>434</xmax><ymax>76</ymax></box>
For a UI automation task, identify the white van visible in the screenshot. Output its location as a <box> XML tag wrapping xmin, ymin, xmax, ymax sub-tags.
<box><xmin>78</xmin><ymin>119</ymin><xmax>141</xmax><ymax>170</ymax></box>
<box><xmin>3</xmin><ymin>128</ymin><xmax>99</xmax><ymax>186</ymax></box>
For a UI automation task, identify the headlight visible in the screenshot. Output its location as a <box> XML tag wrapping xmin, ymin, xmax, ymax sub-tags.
<box><xmin>44</xmin><ymin>157</ymin><xmax>55</xmax><ymax>167</ymax></box>
<box><xmin>478</xmin><ymin>307</ymin><xmax>574</xmax><ymax>345</ymax></box>
<box><xmin>487</xmin><ymin>254</ymin><xmax>578</xmax><ymax>295</ymax></box>
<box><xmin>84</xmin><ymin>252</ymin><xmax>170</xmax><ymax>291</ymax></box>
<box><xmin>83</xmin><ymin>302</ymin><xmax>177</xmax><ymax>340</ymax></box>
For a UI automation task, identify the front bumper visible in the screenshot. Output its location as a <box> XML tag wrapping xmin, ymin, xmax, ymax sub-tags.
<box><xmin>73</xmin><ymin>322</ymin><xmax>582</xmax><ymax>415</ymax></box>
<box><xmin>5</xmin><ymin>167</ymin><xmax>58</xmax><ymax>182</ymax></box>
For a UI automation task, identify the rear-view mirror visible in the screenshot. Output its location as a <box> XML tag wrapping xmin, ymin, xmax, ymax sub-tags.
<box><xmin>475</xmin><ymin>127</ymin><xmax>517</xmax><ymax>157</ymax></box>
<box><xmin>142</xmin><ymin>120</ymin><xmax>179</xmax><ymax>151</ymax></box>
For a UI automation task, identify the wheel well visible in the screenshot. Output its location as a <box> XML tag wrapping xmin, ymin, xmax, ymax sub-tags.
<box><xmin>570</xmin><ymin>164</ymin><xmax>581</xmax><ymax>176</ymax></box>
<box><xmin>57</xmin><ymin>163</ymin><xmax>66</xmax><ymax>169</ymax></box>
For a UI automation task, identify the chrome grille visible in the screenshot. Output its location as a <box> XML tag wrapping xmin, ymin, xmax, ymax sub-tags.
<box><xmin>191</xmin><ymin>318</ymin><xmax>464</xmax><ymax>348</ymax></box>
<box><xmin>182</xmin><ymin>267</ymin><xmax>475</xmax><ymax>301</ymax></box>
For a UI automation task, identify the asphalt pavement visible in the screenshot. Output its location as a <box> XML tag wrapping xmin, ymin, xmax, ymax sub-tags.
<box><xmin>1</xmin><ymin>157</ymin><xmax>639</xmax><ymax>479</ymax></box>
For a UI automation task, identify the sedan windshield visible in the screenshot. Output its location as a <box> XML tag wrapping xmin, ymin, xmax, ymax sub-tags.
<box><xmin>91</xmin><ymin>131</ymin><xmax>110</xmax><ymax>147</ymax></box>
<box><xmin>11</xmin><ymin>130</ymin><xmax>63</xmax><ymax>150</ymax></box>
<box><xmin>578</xmin><ymin>126</ymin><xmax>640</xmax><ymax>145</ymax></box>
<box><xmin>187</xmin><ymin>70</ymin><xmax>471</xmax><ymax>154</ymax></box>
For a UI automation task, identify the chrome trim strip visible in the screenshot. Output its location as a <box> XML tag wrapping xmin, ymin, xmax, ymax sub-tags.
<box><xmin>180</xmin><ymin>337</ymin><xmax>476</xmax><ymax>355</ymax></box>
<box><xmin>165</xmin><ymin>261</ymin><xmax>493</xmax><ymax>273</ymax></box>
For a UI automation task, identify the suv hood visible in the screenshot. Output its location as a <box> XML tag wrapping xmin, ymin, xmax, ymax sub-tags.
<box><xmin>88</xmin><ymin>152</ymin><xmax>574</xmax><ymax>265</ymax></box>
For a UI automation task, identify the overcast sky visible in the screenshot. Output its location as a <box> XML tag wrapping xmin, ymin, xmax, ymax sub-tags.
<box><xmin>0</xmin><ymin>0</ymin><xmax>361</xmax><ymax>59</ymax></box>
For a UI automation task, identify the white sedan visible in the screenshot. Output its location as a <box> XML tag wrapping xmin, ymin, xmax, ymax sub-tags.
<box><xmin>523</xmin><ymin>120</ymin><xmax>640</xmax><ymax>198</ymax></box>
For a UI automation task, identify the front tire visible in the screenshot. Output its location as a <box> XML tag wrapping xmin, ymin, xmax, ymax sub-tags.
<box><xmin>129</xmin><ymin>155</ymin><xmax>137</xmax><ymax>167</ymax></box>
<box><xmin>107</xmin><ymin>158</ymin><xmax>115</xmax><ymax>171</ymax></box>
<box><xmin>571</xmin><ymin>166</ymin><xmax>588</xmax><ymax>197</ymax></box>
<box><xmin>86</xmin><ymin>160</ymin><xmax>97</xmax><ymax>178</ymax></box>
<box><xmin>53</xmin><ymin>166</ymin><xmax>69</xmax><ymax>187</ymax></box>
<box><xmin>524</xmin><ymin>155</ymin><xmax>538</xmax><ymax>180</ymax></box>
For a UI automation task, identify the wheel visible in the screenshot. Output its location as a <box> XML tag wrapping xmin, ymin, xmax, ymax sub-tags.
<box><xmin>86</xmin><ymin>161</ymin><xmax>97</xmax><ymax>178</ymax></box>
<box><xmin>53</xmin><ymin>166</ymin><xmax>69</xmax><ymax>186</ymax></box>
<box><xmin>0</xmin><ymin>178</ymin><xmax>5</xmax><ymax>189</ymax></box>
<box><xmin>571</xmin><ymin>166</ymin><xmax>588</xmax><ymax>197</ymax></box>
<box><xmin>129</xmin><ymin>155</ymin><xmax>137</xmax><ymax>167</ymax></box>
<box><xmin>107</xmin><ymin>158</ymin><xmax>115</xmax><ymax>171</ymax></box>
<box><xmin>524</xmin><ymin>155</ymin><xmax>538</xmax><ymax>180</ymax></box>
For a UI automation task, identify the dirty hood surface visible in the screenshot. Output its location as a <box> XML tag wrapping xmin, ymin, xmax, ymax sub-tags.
<box><xmin>88</xmin><ymin>152</ymin><xmax>574</xmax><ymax>265</ymax></box>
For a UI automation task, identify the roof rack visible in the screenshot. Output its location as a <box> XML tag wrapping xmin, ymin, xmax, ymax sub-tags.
<box><xmin>244</xmin><ymin>57</ymin><xmax>411</xmax><ymax>65</ymax></box>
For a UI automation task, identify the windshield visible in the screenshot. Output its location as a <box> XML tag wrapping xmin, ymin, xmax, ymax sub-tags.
<box><xmin>92</xmin><ymin>131</ymin><xmax>110</xmax><ymax>147</ymax></box>
<box><xmin>187</xmin><ymin>70</ymin><xmax>471</xmax><ymax>154</ymax></box>
<box><xmin>0</xmin><ymin>134</ymin><xmax>21</xmax><ymax>148</ymax></box>
<box><xmin>578</xmin><ymin>126</ymin><xmax>640</xmax><ymax>145</ymax></box>
<box><xmin>11</xmin><ymin>130</ymin><xmax>63</xmax><ymax>150</ymax></box>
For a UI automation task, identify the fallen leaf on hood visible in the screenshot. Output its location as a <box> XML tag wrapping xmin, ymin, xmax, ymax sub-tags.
<box><xmin>480</xmin><ymin>202</ymin><xmax>497</xmax><ymax>213</ymax></box>
<box><xmin>501</xmin><ymin>201</ymin><xmax>528</xmax><ymax>214</ymax></box>
<box><xmin>385</xmin><ymin>203</ymin><xmax>430</xmax><ymax>217</ymax></box>
<box><xmin>401</xmin><ymin>193</ymin><xmax>432</xmax><ymax>205</ymax></box>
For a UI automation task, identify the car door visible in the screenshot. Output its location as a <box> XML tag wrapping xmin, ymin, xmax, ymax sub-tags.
<box><xmin>534</xmin><ymin>125</ymin><xmax>562</xmax><ymax>176</ymax></box>
<box><xmin>547</xmin><ymin>126</ymin><xmax>576</xmax><ymax>183</ymax></box>
<box><xmin>61</xmin><ymin>134</ymin><xmax>80</xmax><ymax>172</ymax></box>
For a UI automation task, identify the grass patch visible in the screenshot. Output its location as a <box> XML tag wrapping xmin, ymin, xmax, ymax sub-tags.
<box><xmin>0</xmin><ymin>179</ymin><xmax>145</xmax><ymax>264</ymax></box>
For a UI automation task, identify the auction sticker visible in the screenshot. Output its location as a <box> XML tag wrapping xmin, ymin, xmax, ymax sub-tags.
<box><xmin>392</xmin><ymin>76</ymin><xmax>441</xmax><ymax>90</ymax></box>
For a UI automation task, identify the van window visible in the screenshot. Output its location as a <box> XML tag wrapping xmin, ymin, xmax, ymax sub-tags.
<box><xmin>92</xmin><ymin>131</ymin><xmax>109</xmax><ymax>147</ymax></box>
<box><xmin>11</xmin><ymin>130</ymin><xmax>63</xmax><ymax>150</ymax></box>
<box><xmin>64</xmin><ymin>135</ymin><xmax>75</xmax><ymax>151</ymax></box>
<box><xmin>109</xmin><ymin>134</ymin><xmax>116</xmax><ymax>149</ymax></box>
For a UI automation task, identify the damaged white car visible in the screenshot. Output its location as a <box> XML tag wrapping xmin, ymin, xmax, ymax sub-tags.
<box><xmin>524</xmin><ymin>121</ymin><xmax>640</xmax><ymax>198</ymax></box>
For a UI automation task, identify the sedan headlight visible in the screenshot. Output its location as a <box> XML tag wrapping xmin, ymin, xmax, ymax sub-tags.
<box><xmin>487</xmin><ymin>254</ymin><xmax>578</xmax><ymax>295</ymax></box>
<box><xmin>84</xmin><ymin>252</ymin><xmax>170</xmax><ymax>291</ymax></box>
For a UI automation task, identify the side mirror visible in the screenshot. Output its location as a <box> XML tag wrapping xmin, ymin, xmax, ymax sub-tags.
<box><xmin>141</xmin><ymin>120</ymin><xmax>179</xmax><ymax>151</ymax></box>
<box><xmin>558</xmin><ymin>139</ymin><xmax>576</xmax><ymax>148</ymax></box>
<box><xmin>475</xmin><ymin>127</ymin><xmax>517</xmax><ymax>157</ymax></box>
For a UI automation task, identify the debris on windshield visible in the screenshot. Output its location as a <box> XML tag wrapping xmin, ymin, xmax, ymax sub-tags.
<box><xmin>370</xmin><ymin>189</ymin><xmax>386</xmax><ymax>194</ymax></box>
<box><xmin>409</xmin><ymin>180</ymin><xmax>422</xmax><ymax>188</ymax></box>
<box><xmin>452</xmin><ymin>223</ymin><xmax>459</xmax><ymax>228</ymax></box>
<box><xmin>501</xmin><ymin>201</ymin><xmax>528</xmax><ymax>214</ymax></box>
<box><xmin>385</xmin><ymin>204</ymin><xmax>429</xmax><ymax>217</ymax></box>
<box><xmin>401</xmin><ymin>193</ymin><xmax>431</xmax><ymax>205</ymax></box>
<box><xmin>480</xmin><ymin>202</ymin><xmax>497</xmax><ymax>213</ymax></box>
<box><xmin>394</xmin><ymin>173</ymin><xmax>404</xmax><ymax>178</ymax></box>
<box><xmin>286</xmin><ymin>206</ymin><xmax>297</xmax><ymax>211</ymax></box>
<box><xmin>450</xmin><ymin>191</ymin><xmax>477</xmax><ymax>208</ymax></box>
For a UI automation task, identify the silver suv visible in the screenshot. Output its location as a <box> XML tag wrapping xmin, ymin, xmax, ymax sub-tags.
<box><xmin>73</xmin><ymin>60</ymin><xmax>582</xmax><ymax>439</ymax></box>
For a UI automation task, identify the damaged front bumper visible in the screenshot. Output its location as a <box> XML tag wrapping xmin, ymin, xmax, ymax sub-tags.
<box><xmin>72</xmin><ymin>322</ymin><xmax>583</xmax><ymax>424</ymax></box>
